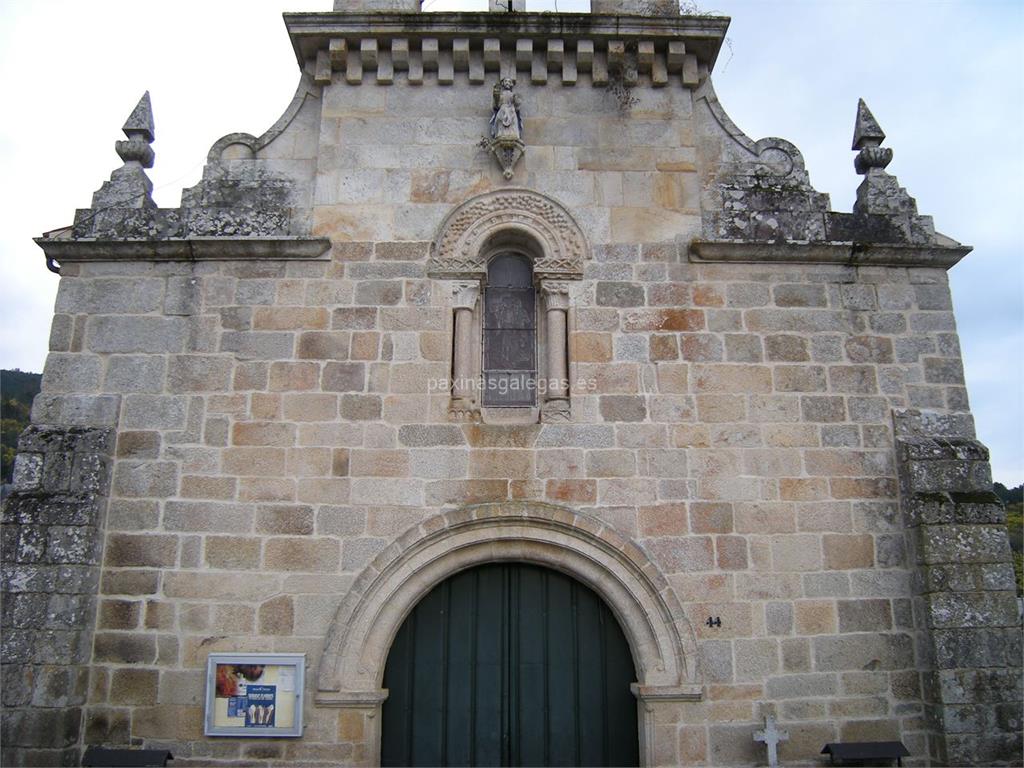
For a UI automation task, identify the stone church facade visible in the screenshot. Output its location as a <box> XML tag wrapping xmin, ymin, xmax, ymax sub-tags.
<box><xmin>3</xmin><ymin>1</ymin><xmax>1020</xmax><ymax>766</ymax></box>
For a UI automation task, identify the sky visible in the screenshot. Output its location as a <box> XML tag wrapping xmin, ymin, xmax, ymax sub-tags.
<box><xmin>0</xmin><ymin>0</ymin><xmax>1021</xmax><ymax>482</ymax></box>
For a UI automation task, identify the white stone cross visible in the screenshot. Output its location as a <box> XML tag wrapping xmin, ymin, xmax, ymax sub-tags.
<box><xmin>753</xmin><ymin>714</ymin><xmax>789</xmax><ymax>768</ymax></box>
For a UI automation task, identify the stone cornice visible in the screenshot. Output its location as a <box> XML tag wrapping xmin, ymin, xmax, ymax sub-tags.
<box><xmin>33</xmin><ymin>236</ymin><xmax>331</xmax><ymax>262</ymax></box>
<box><xmin>688</xmin><ymin>239</ymin><xmax>972</xmax><ymax>270</ymax></box>
<box><xmin>285</xmin><ymin>12</ymin><xmax>728</xmax><ymax>86</ymax></box>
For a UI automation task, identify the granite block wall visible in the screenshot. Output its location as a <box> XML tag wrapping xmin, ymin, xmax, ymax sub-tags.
<box><xmin>4</xmin><ymin>10</ymin><xmax>1019</xmax><ymax>766</ymax></box>
<box><xmin>1</xmin><ymin>426</ymin><xmax>114</xmax><ymax>767</ymax></box>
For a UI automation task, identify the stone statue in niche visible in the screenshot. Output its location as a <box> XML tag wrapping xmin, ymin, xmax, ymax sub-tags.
<box><xmin>490</xmin><ymin>78</ymin><xmax>522</xmax><ymax>141</ymax></box>
<box><xmin>482</xmin><ymin>78</ymin><xmax>525</xmax><ymax>179</ymax></box>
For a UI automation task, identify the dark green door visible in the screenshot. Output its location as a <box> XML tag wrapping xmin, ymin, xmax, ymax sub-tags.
<box><xmin>381</xmin><ymin>563</ymin><xmax>639</xmax><ymax>767</ymax></box>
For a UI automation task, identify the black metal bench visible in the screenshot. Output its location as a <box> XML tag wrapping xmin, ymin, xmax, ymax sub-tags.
<box><xmin>82</xmin><ymin>746</ymin><xmax>173</xmax><ymax>767</ymax></box>
<box><xmin>822</xmin><ymin>741</ymin><xmax>911</xmax><ymax>767</ymax></box>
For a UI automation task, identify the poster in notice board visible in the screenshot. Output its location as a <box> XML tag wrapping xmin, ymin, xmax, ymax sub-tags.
<box><xmin>204</xmin><ymin>653</ymin><xmax>305</xmax><ymax>737</ymax></box>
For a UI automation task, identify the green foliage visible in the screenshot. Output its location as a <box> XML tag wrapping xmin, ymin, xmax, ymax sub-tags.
<box><xmin>1005</xmin><ymin>502</ymin><xmax>1023</xmax><ymax>597</ymax></box>
<box><xmin>993</xmin><ymin>482</ymin><xmax>1023</xmax><ymax>504</ymax></box>
<box><xmin>1</xmin><ymin>369</ymin><xmax>41</xmax><ymax>483</ymax></box>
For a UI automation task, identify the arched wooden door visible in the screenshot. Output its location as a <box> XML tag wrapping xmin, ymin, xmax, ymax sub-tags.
<box><xmin>381</xmin><ymin>563</ymin><xmax>639</xmax><ymax>767</ymax></box>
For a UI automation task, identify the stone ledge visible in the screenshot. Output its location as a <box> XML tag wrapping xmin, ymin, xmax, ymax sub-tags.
<box><xmin>286</xmin><ymin>11</ymin><xmax>729</xmax><ymax>55</ymax></box>
<box><xmin>287</xmin><ymin>11</ymin><xmax>726</xmax><ymax>85</ymax></box>
<box><xmin>33</xmin><ymin>237</ymin><xmax>331</xmax><ymax>262</ymax></box>
<box><xmin>688</xmin><ymin>239</ymin><xmax>971</xmax><ymax>269</ymax></box>
<box><xmin>630</xmin><ymin>683</ymin><xmax>703</xmax><ymax>702</ymax></box>
<box><xmin>314</xmin><ymin>690</ymin><xmax>389</xmax><ymax>707</ymax></box>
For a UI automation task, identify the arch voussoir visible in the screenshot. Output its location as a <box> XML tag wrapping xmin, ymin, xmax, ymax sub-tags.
<box><xmin>315</xmin><ymin>501</ymin><xmax>701</xmax><ymax>708</ymax></box>
<box><xmin>428</xmin><ymin>189</ymin><xmax>589</xmax><ymax>280</ymax></box>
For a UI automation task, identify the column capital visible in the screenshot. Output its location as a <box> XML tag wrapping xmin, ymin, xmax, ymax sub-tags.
<box><xmin>540</xmin><ymin>280</ymin><xmax>571</xmax><ymax>310</ymax></box>
<box><xmin>450</xmin><ymin>281</ymin><xmax>480</xmax><ymax>310</ymax></box>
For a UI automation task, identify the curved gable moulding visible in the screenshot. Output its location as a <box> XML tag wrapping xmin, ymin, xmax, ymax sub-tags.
<box><xmin>428</xmin><ymin>188</ymin><xmax>590</xmax><ymax>280</ymax></box>
<box><xmin>316</xmin><ymin>502</ymin><xmax>701</xmax><ymax>708</ymax></box>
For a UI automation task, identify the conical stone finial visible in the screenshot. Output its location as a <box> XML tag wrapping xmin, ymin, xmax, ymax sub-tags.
<box><xmin>852</xmin><ymin>98</ymin><xmax>885</xmax><ymax>150</ymax></box>
<box><xmin>852</xmin><ymin>98</ymin><xmax>892</xmax><ymax>176</ymax></box>
<box><xmin>123</xmin><ymin>91</ymin><xmax>155</xmax><ymax>143</ymax></box>
<box><xmin>90</xmin><ymin>92</ymin><xmax>156</xmax><ymax>208</ymax></box>
<box><xmin>850</xmin><ymin>98</ymin><xmax>919</xmax><ymax>220</ymax></box>
<box><xmin>115</xmin><ymin>92</ymin><xmax>155</xmax><ymax>170</ymax></box>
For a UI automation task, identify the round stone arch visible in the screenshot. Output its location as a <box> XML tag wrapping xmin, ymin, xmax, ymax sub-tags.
<box><xmin>428</xmin><ymin>188</ymin><xmax>589</xmax><ymax>281</ymax></box>
<box><xmin>315</xmin><ymin>502</ymin><xmax>701</xmax><ymax>765</ymax></box>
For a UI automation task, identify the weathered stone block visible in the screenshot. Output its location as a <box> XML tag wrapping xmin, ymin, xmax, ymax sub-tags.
<box><xmin>93</xmin><ymin>632</ymin><xmax>156</xmax><ymax>664</ymax></box>
<box><xmin>166</xmin><ymin>355</ymin><xmax>234</xmax><ymax>392</ymax></box>
<box><xmin>721</xmin><ymin>333</ymin><xmax>760</xmax><ymax>362</ymax></box>
<box><xmin>925</xmin><ymin>591</ymin><xmax>1019</xmax><ymax>629</ymax></box>
<box><xmin>813</xmin><ymin>632</ymin><xmax>914</xmax><ymax>671</ymax></box>
<box><xmin>596</xmin><ymin>281</ymin><xmax>645</xmax><ymax>307</ymax></box>
<box><xmin>690</xmin><ymin>502</ymin><xmax>733</xmax><ymax>533</ymax></box>
<box><xmin>297</xmin><ymin>331</ymin><xmax>350</xmax><ymax>360</ymax></box>
<box><xmin>205</xmin><ymin>537</ymin><xmax>261</xmax><ymax>570</ymax></box>
<box><xmin>622</xmin><ymin>308</ymin><xmax>704</xmax><ymax>332</ymax></box>
<box><xmin>86</xmin><ymin>316</ymin><xmax>186</xmax><ymax>353</ymax></box>
<box><xmin>823</xmin><ymin>534</ymin><xmax>875</xmax><ymax>570</ymax></box>
<box><xmin>163</xmin><ymin>571</ymin><xmax>277</xmax><ymax>602</ymax></box>
<box><xmin>338</xmin><ymin>394</ymin><xmax>381</xmax><ymax>421</ymax></box>
<box><xmin>845</xmin><ymin>335</ymin><xmax>894</xmax><ymax>364</ymax></box>
<box><xmin>101</xmin><ymin>570</ymin><xmax>159</xmax><ymax>596</ymax></box>
<box><xmin>122</xmin><ymin>395</ymin><xmax>189</xmax><ymax>430</ymax></box>
<box><xmin>774</xmin><ymin>365</ymin><xmax>827</xmax><ymax>392</ymax></box>
<box><xmin>104</xmin><ymin>534</ymin><xmax>177</xmax><ymax>568</ymax></box>
<box><xmin>0</xmin><ymin>707</ymin><xmax>82</xmax><ymax>748</ymax></box>
<box><xmin>764</xmin><ymin>335</ymin><xmax>808</xmax><ymax>362</ymax></box>
<box><xmin>256</xmin><ymin>505</ymin><xmax>315</xmax><ymax>535</ymax></box>
<box><xmin>829</xmin><ymin>365</ymin><xmax>878</xmax><ymax>393</ymax></box>
<box><xmin>322</xmin><ymin>362</ymin><xmax>366</xmax><ymax>392</ymax></box>
<box><xmin>31</xmin><ymin>394</ymin><xmax>121</xmax><ymax>427</ymax></box>
<box><xmin>795</xmin><ymin>600</ymin><xmax>836</xmax><ymax>635</ymax></box>
<box><xmin>598</xmin><ymin>395</ymin><xmax>647</xmax><ymax>422</ymax></box>
<box><xmin>774</xmin><ymin>283</ymin><xmax>826</xmax><ymax>307</ymax></box>
<box><xmin>220</xmin><ymin>331</ymin><xmax>295</xmax><ymax>360</ymax></box>
<box><xmin>693</xmin><ymin>364</ymin><xmax>771</xmax><ymax>393</ymax></box>
<box><xmin>112</xmin><ymin>461</ymin><xmax>178</xmax><ymax>498</ymax></box>
<box><xmin>109</xmin><ymin>668</ymin><xmax>158</xmax><ymax>705</ymax></box>
<box><xmin>232</xmin><ymin>421</ymin><xmax>296</xmax><ymax>447</ymax></box>
<box><xmin>396</xmin><ymin>424</ymin><xmax>464</xmax><ymax>446</ymax></box>
<box><xmin>258</xmin><ymin>595</ymin><xmax>294</xmax><ymax>635</ymax></box>
<box><xmin>916</xmin><ymin>525</ymin><xmax>1011</xmax><ymax>565</ymax></box>
<box><xmin>837</xmin><ymin>599</ymin><xmax>892</xmax><ymax>632</ymax></box>
<box><xmin>263</xmin><ymin>538</ymin><xmax>340</xmax><ymax>572</ymax></box>
<box><xmin>163</xmin><ymin>501</ymin><xmax>252</xmax><ymax>533</ymax></box>
<box><xmin>41</xmin><ymin>354</ymin><xmax>102</xmax><ymax>393</ymax></box>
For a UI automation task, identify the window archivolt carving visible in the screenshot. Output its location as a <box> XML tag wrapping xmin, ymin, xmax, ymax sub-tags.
<box><xmin>428</xmin><ymin>188</ymin><xmax>589</xmax><ymax>280</ymax></box>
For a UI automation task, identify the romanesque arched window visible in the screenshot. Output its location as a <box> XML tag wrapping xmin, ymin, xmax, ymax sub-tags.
<box><xmin>482</xmin><ymin>253</ymin><xmax>536</xmax><ymax>407</ymax></box>
<box><xmin>429</xmin><ymin>189</ymin><xmax>588</xmax><ymax>422</ymax></box>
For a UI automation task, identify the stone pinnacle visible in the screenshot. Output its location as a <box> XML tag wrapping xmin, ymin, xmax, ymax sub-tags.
<box><xmin>852</xmin><ymin>98</ymin><xmax>885</xmax><ymax>150</ymax></box>
<box><xmin>123</xmin><ymin>91</ymin><xmax>155</xmax><ymax>143</ymax></box>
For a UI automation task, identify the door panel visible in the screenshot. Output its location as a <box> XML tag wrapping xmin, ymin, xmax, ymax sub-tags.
<box><xmin>381</xmin><ymin>563</ymin><xmax>639</xmax><ymax>767</ymax></box>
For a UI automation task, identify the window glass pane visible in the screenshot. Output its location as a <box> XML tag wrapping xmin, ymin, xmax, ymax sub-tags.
<box><xmin>483</xmin><ymin>288</ymin><xmax>535</xmax><ymax>330</ymax></box>
<box><xmin>487</xmin><ymin>253</ymin><xmax>532</xmax><ymax>288</ymax></box>
<box><xmin>484</xmin><ymin>329</ymin><xmax>535</xmax><ymax>371</ymax></box>
<box><xmin>482</xmin><ymin>252</ymin><xmax>536</xmax><ymax>407</ymax></box>
<box><xmin>483</xmin><ymin>371</ymin><xmax>536</xmax><ymax>407</ymax></box>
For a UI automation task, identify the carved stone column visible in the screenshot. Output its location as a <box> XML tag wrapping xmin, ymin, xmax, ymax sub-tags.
<box><xmin>449</xmin><ymin>281</ymin><xmax>480</xmax><ymax>420</ymax></box>
<box><xmin>541</xmin><ymin>280</ymin><xmax>570</xmax><ymax>421</ymax></box>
